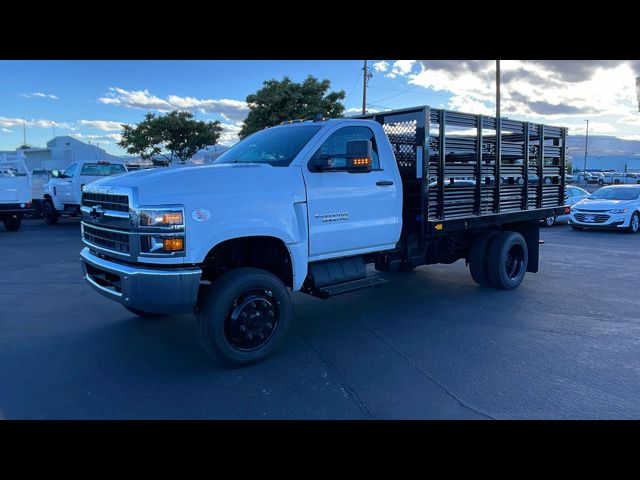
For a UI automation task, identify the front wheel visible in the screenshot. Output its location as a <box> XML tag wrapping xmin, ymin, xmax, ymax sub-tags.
<box><xmin>628</xmin><ymin>212</ymin><xmax>640</xmax><ymax>234</ymax></box>
<box><xmin>43</xmin><ymin>201</ymin><xmax>59</xmax><ymax>225</ymax></box>
<box><xmin>196</xmin><ymin>267</ymin><xmax>292</xmax><ymax>366</ymax></box>
<box><xmin>3</xmin><ymin>215</ymin><xmax>21</xmax><ymax>231</ymax></box>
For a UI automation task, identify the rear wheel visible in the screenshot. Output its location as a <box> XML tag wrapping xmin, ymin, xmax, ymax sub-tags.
<box><xmin>468</xmin><ymin>230</ymin><xmax>499</xmax><ymax>286</ymax></box>
<box><xmin>486</xmin><ymin>231</ymin><xmax>528</xmax><ymax>290</ymax></box>
<box><xmin>196</xmin><ymin>267</ymin><xmax>292</xmax><ymax>365</ymax></box>
<box><xmin>628</xmin><ymin>212</ymin><xmax>640</xmax><ymax>234</ymax></box>
<box><xmin>43</xmin><ymin>201</ymin><xmax>59</xmax><ymax>225</ymax></box>
<box><xmin>3</xmin><ymin>215</ymin><xmax>21</xmax><ymax>231</ymax></box>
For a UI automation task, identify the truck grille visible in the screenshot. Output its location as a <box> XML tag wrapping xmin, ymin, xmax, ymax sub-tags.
<box><xmin>574</xmin><ymin>213</ymin><xmax>610</xmax><ymax>223</ymax></box>
<box><xmin>82</xmin><ymin>224</ymin><xmax>131</xmax><ymax>253</ymax></box>
<box><xmin>82</xmin><ymin>192</ymin><xmax>129</xmax><ymax>212</ymax></box>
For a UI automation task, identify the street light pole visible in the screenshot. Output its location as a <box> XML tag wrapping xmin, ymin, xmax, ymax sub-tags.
<box><xmin>496</xmin><ymin>60</ymin><xmax>501</xmax><ymax>118</ymax></box>
<box><xmin>583</xmin><ymin>119</ymin><xmax>589</xmax><ymax>173</ymax></box>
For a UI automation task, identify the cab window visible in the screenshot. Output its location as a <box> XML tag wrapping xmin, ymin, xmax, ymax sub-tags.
<box><xmin>63</xmin><ymin>163</ymin><xmax>77</xmax><ymax>178</ymax></box>
<box><xmin>310</xmin><ymin>126</ymin><xmax>380</xmax><ymax>171</ymax></box>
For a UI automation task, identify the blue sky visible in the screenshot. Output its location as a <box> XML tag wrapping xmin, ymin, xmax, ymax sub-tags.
<box><xmin>1</xmin><ymin>60</ymin><xmax>639</xmax><ymax>155</ymax></box>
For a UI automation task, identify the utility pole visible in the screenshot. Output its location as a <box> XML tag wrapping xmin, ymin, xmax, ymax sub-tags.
<box><xmin>51</xmin><ymin>121</ymin><xmax>56</xmax><ymax>138</ymax></box>
<box><xmin>636</xmin><ymin>76</ymin><xmax>640</xmax><ymax>112</ymax></box>
<box><xmin>583</xmin><ymin>119</ymin><xmax>589</xmax><ymax>173</ymax></box>
<box><xmin>362</xmin><ymin>60</ymin><xmax>373</xmax><ymax>114</ymax></box>
<box><xmin>496</xmin><ymin>60</ymin><xmax>501</xmax><ymax>118</ymax></box>
<box><xmin>22</xmin><ymin>117</ymin><xmax>27</xmax><ymax>147</ymax></box>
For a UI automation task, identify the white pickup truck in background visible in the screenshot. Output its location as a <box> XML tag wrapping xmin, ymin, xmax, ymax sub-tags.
<box><xmin>0</xmin><ymin>156</ymin><xmax>34</xmax><ymax>232</ymax></box>
<box><xmin>79</xmin><ymin>106</ymin><xmax>567</xmax><ymax>365</ymax></box>
<box><xmin>41</xmin><ymin>160</ymin><xmax>128</xmax><ymax>225</ymax></box>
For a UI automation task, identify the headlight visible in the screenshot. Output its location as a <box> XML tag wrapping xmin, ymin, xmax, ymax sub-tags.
<box><xmin>139</xmin><ymin>208</ymin><xmax>184</xmax><ymax>227</ymax></box>
<box><xmin>609</xmin><ymin>209</ymin><xmax>629</xmax><ymax>214</ymax></box>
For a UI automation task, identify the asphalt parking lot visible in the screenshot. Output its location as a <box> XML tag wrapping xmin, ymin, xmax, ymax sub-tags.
<box><xmin>1</xmin><ymin>218</ymin><xmax>640</xmax><ymax>419</ymax></box>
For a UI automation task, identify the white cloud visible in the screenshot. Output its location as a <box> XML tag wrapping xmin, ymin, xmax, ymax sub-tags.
<box><xmin>386</xmin><ymin>60</ymin><xmax>416</xmax><ymax>79</ymax></box>
<box><xmin>0</xmin><ymin>116</ymin><xmax>73</xmax><ymax>130</ymax></box>
<box><xmin>71</xmin><ymin>133</ymin><xmax>122</xmax><ymax>143</ymax></box>
<box><xmin>218</xmin><ymin>122</ymin><xmax>242</xmax><ymax>146</ymax></box>
<box><xmin>1</xmin><ymin>128</ymin><xmax>12</xmax><ymax>133</ymax></box>
<box><xmin>77</xmin><ymin>120</ymin><xmax>127</xmax><ymax>131</ymax></box>
<box><xmin>344</xmin><ymin>107</ymin><xmax>380</xmax><ymax>116</ymax></box>
<box><xmin>99</xmin><ymin>87</ymin><xmax>249</xmax><ymax>122</ymax></box>
<box><xmin>372</xmin><ymin>61</ymin><xmax>389</xmax><ymax>73</ymax></box>
<box><xmin>21</xmin><ymin>92</ymin><xmax>59</xmax><ymax>100</ymax></box>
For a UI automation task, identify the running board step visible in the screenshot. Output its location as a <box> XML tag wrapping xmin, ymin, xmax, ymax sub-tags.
<box><xmin>315</xmin><ymin>275</ymin><xmax>388</xmax><ymax>299</ymax></box>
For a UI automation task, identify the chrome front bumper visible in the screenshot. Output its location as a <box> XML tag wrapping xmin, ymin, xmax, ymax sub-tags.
<box><xmin>80</xmin><ymin>247</ymin><xmax>202</xmax><ymax>314</ymax></box>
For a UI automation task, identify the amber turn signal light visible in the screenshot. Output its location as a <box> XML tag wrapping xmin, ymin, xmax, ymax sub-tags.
<box><xmin>163</xmin><ymin>238</ymin><xmax>184</xmax><ymax>251</ymax></box>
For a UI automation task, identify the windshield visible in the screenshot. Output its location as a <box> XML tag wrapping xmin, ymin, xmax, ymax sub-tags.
<box><xmin>215</xmin><ymin>125</ymin><xmax>323</xmax><ymax>167</ymax></box>
<box><xmin>80</xmin><ymin>163</ymin><xmax>127</xmax><ymax>176</ymax></box>
<box><xmin>0</xmin><ymin>160</ymin><xmax>28</xmax><ymax>177</ymax></box>
<box><xmin>590</xmin><ymin>187</ymin><xmax>640</xmax><ymax>200</ymax></box>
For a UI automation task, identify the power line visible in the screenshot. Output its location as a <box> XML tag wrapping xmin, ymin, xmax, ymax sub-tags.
<box><xmin>345</xmin><ymin>69</ymin><xmax>363</xmax><ymax>101</ymax></box>
<box><xmin>368</xmin><ymin>84</ymin><xmax>419</xmax><ymax>104</ymax></box>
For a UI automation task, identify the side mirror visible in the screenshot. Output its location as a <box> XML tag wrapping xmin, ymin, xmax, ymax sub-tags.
<box><xmin>345</xmin><ymin>140</ymin><xmax>373</xmax><ymax>173</ymax></box>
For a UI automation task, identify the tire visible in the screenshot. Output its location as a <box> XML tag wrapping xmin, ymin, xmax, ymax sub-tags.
<box><xmin>468</xmin><ymin>230</ymin><xmax>499</xmax><ymax>286</ymax></box>
<box><xmin>3</xmin><ymin>215</ymin><xmax>21</xmax><ymax>231</ymax></box>
<box><xmin>486</xmin><ymin>231</ymin><xmax>528</xmax><ymax>290</ymax></box>
<box><xmin>196</xmin><ymin>267</ymin><xmax>292</xmax><ymax>366</ymax></box>
<box><xmin>628</xmin><ymin>212</ymin><xmax>640</xmax><ymax>234</ymax></box>
<box><xmin>43</xmin><ymin>201</ymin><xmax>59</xmax><ymax>225</ymax></box>
<box><xmin>543</xmin><ymin>216</ymin><xmax>556</xmax><ymax>227</ymax></box>
<box><xmin>124</xmin><ymin>306</ymin><xmax>164</xmax><ymax>317</ymax></box>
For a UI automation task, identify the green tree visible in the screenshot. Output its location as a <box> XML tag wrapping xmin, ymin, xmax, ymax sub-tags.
<box><xmin>239</xmin><ymin>75</ymin><xmax>345</xmax><ymax>138</ymax></box>
<box><xmin>118</xmin><ymin>110</ymin><xmax>223</xmax><ymax>164</ymax></box>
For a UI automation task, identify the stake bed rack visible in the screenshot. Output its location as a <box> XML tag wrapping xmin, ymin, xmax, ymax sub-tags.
<box><xmin>356</xmin><ymin>106</ymin><xmax>567</xmax><ymax>238</ymax></box>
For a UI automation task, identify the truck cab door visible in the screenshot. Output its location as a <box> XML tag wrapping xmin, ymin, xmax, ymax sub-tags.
<box><xmin>57</xmin><ymin>163</ymin><xmax>77</xmax><ymax>204</ymax></box>
<box><xmin>302</xmin><ymin>125</ymin><xmax>401</xmax><ymax>261</ymax></box>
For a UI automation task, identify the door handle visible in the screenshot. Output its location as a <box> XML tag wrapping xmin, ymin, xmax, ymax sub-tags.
<box><xmin>376</xmin><ymin>180</ymin><xmax>394</xmax><ymax>187</ymax></box>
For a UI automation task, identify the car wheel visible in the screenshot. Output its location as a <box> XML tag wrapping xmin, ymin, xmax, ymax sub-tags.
<box><xmin>468</xmin><ymin>230</ymin><xmax>499</xmax><ymax>286</ymax></box>
<box><xmin>543</xmin><ymin>216</ymin><xmax>556</xmax><ymax>227</ymax></box>
<box><xmin>628</xmin><ymin>212</ymin><xmax>640</xmax><ymax>234</ymax></box>
<box><xmin>3</xmin><ymin>215</ymin><xmax>21</xmax><ymax>231</ymax></box>
<box><xmin>43</xmin><ymin>201</ymin><xmax>59</xmax><ymax>225</ymax></box>
<box><xmin>486</xmin><ymin>231</ymin><xmax>528</xmax><ymax>290</ymax></box>
<box><xmin>196</xmin><ymin>267</ymin><xmax>292</xmax><ymax>366</ymax></box>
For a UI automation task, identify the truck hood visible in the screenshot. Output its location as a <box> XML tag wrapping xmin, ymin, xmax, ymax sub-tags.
<box><xmin>88</xmin><ymin>163</ymin><xmax>307</xmax><ymax>205</ymax></box>
<box><xmin>573</xmin><ymin>198</ymin><xmax>639</xmax><ymax>211</ymax></box>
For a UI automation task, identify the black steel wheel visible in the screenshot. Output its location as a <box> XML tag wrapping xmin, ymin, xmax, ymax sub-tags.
<box><xmin>486</xmin><ymin>231</ymin><xmax>528</xmax><ymax>290</ymax></box>
<box><xmin>43</xmin><ymin>201</ymin><xmax>59</xmax><ymax>225</ymax></box>
<box><xmin>196</xmin><ymin>267</ymin><xmax>292</xmax><ymax>365</ymax></box>
<box><xmin>3</xmin><ymin>215</ymin><xmax>21</xmax><ymax>231</ymax></box>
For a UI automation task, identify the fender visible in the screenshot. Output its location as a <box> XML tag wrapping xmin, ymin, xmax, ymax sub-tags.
<box><xmin>192</xmin><ymin>203</ymin><xmax>310</xmax><ymax>291</ymax></box>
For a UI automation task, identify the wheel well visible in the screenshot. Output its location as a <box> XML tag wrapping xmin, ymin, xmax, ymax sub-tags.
<box><xmin>201</xmin><ymin>236</ymin><xmax>293</xmax><ymax>288</ymax></box>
